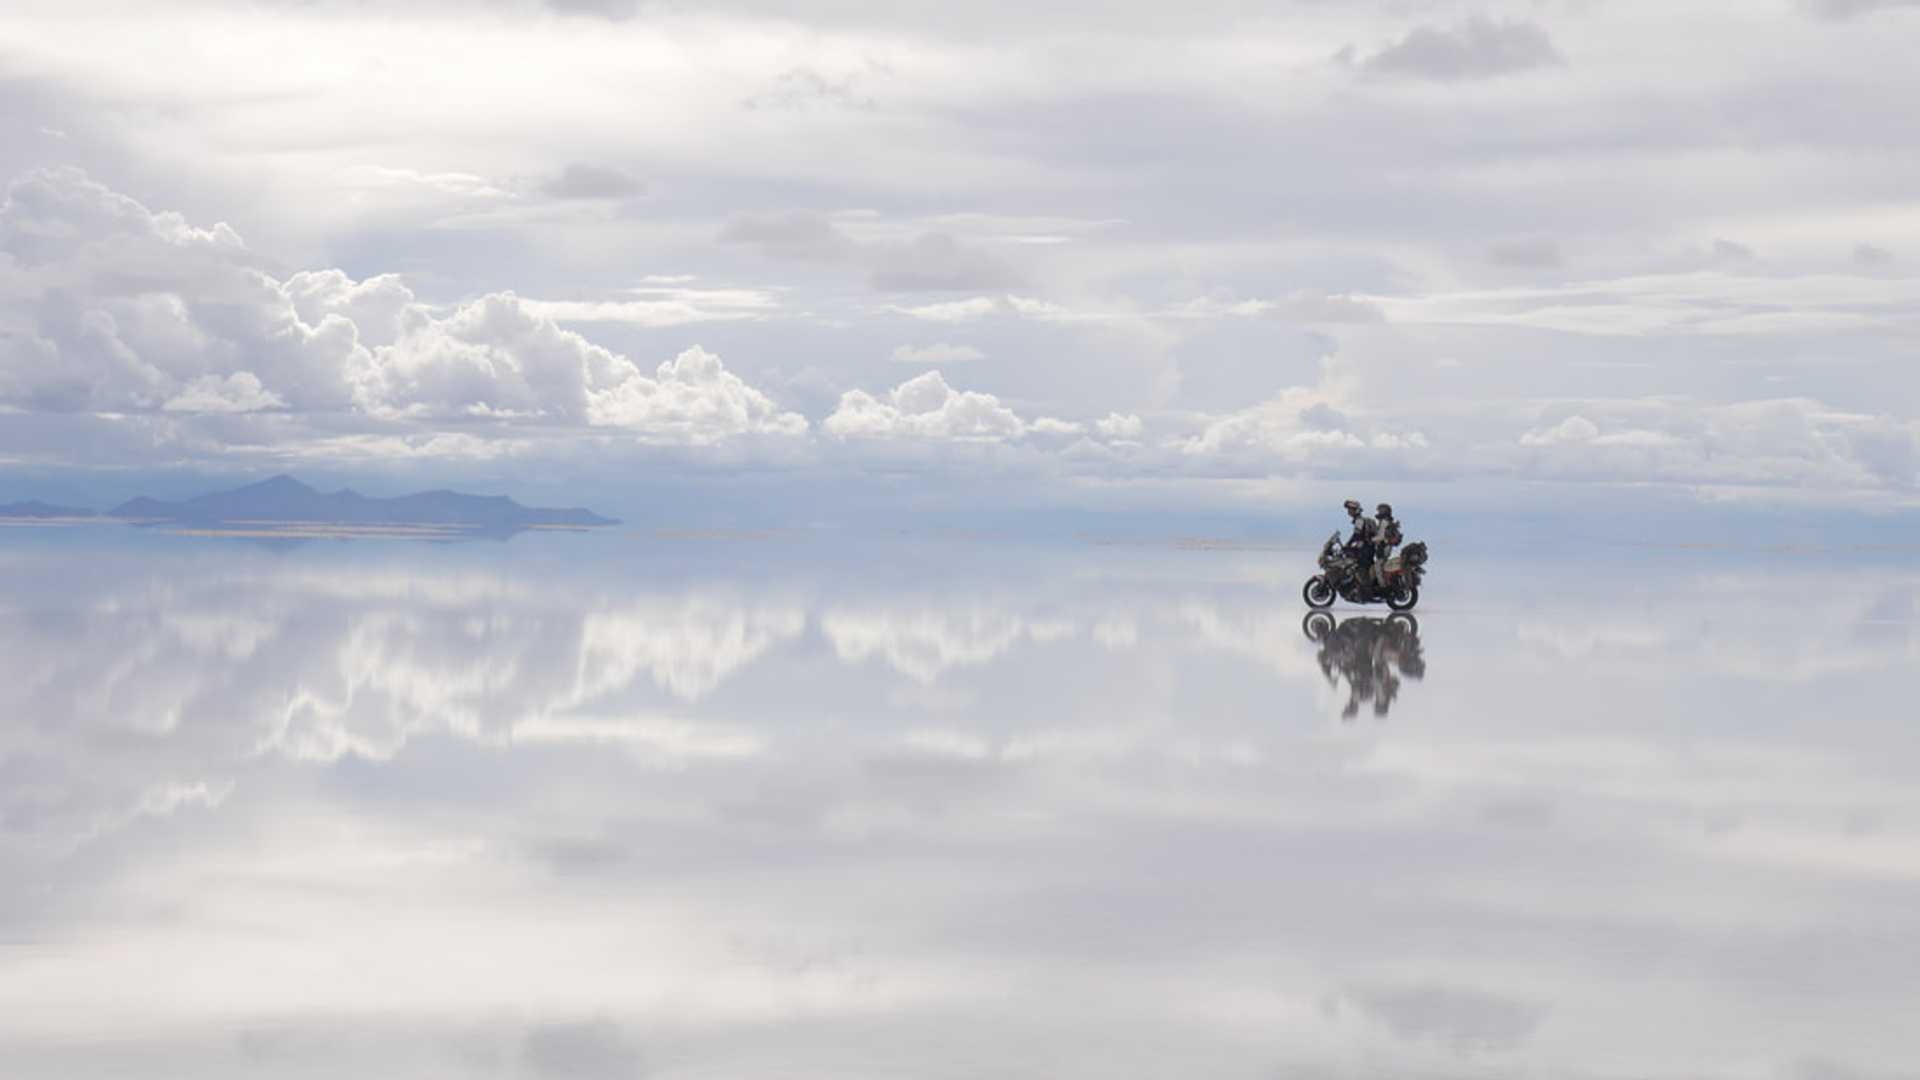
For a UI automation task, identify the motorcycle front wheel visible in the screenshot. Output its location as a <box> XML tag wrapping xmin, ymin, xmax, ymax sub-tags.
<box><xmin>1302</xmin><ymin>610</ymin><xmax>1335</xmax><ymax>641</ymax></box>
<box><xmin>1302</xmin><ymin>576</ymin><xmax>1336</xmax><ymax>609</ymax></box>
<box><xmin>1386</xmin><ymin>585</ymin><xmax>1419</xmax><ymax>612</ymax></box>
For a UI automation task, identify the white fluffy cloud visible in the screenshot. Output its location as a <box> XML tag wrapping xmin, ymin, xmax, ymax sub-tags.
<box><xmin>0</xmin><ymin>168</ymin><xmax>805</xmax><ymax>447</ymax></box>
<box><xmin>824</xmin><ymin>370</ymin><xmax>1026</xmax><ymax>441</ymax></box>
<box><xmin>1512</xmin><ymin>399</ymin><xmax>1917</xmax><ymax>489</ymax></box>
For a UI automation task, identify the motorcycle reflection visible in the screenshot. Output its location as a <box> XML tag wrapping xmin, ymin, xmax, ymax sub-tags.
<box><xmin>1301</xmin><ymin>611</ymin><xmax>1425</xmax><ymax>721</ymax></box>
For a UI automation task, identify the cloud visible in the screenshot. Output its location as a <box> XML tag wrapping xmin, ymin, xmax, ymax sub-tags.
<box><xmin>585</xmin><ymin>345</ymin><xmax>810</xmax><ymax>441</ymax></box>
<box><xmin>1167</xmin><ymin>292</ymin><xmax>1385</xmax><ymax>324</ymax></box>
<box><xmin>0</xmin><ymin>168</ymin><xmax>805</xmax><ymax>449</ymax></box>
<box><xmin>521</xmin><ymin>285</ymin><xmax>778</xmax><ymax>327</ymax></box>
<box><xmin>870</xmin><ymin>232</ymin><xmax>1019</xmax><ymax>292</ymax></box>
<box><xmin>1179</xmin><ymin>386</ymin><xmax>1430</xmax><ymax>468</ymax></box>
<box><xmin>1341</xmin><ymin>983</ymin><xmax>1547</xmax><ymax>1055</ymax></box>
<box><xmin>1029</xmin><ymin>417</ymin><xmax>1083</xmax><ymax>436</ymax></box>
<box><xmin>887</xmin><ymin>296</ymin><xmax>1000</xmax><ymax>322</ymax></box>
<box><xmin>1350</xmin><ymin>17</ymin><xmax>1564</xmax><ymax>81</ymax></box>
<box><xmin>162</xmin><ymin>371</ymin><xmax>285</xmax><ymax>414</ymax></box>
<box><xmin>743</xmin><ymin>66</ymin><xmax>879</xmax><ymax>112</ymax></box>
<box><xmin>1486</xmin><ymin>237</ymin><xmax>1563</xmax><ymax>268</ymax></box>
<box><xmin>1854</xmin><ymin>242</ymin><xmax>1895</xmax><ymax>266</ymax></box>
<box><xmin>1518</xmin><ymin>415</ymin><xmax>1600</xmax><ymax>447</ymax></box>
<box><xmin>1372</xmin><ymin>270</ymin><xmax>1920</xmax><ymax>336</ymax></box>
<box><xmin>542</xmin><ymin>163</ymin><xmax>644</xmax><ymax>200</ymax></box>
<box><xmin>1094</xmin><ymin>412</ymin><xmax>1143</xmax><ymax>440</ymax></box>
<box><xmin>891</xmin><ymin>342</ymin><xmax>984</xmax><ymax>365</ymax></box>
<box><xmin>824</xmin><ymin>370</ymin><xmax>1026</xmax><ymax>441</ymax></box>
<box><xmin>1513</xmin><ymin>399</ymin><xmax>1917</xmax><ymax>489</ymax></box>
<box><xmin>521</xmin><ymin>1019</ymin><xmax>644</xmax><ymax>1079</ymax></box>
<box><xmin>543</xmin><ymin>0</ymin><xmax>639</xmax><ymax>20</ymax></box>
<box><xmin>1800</xmin><ymin>0</ymin><xmax>1920</xmax><ymax>18</ymax></box>
<box><xmin>718</xmin><ymin>210</ymin><xmax>858</xmax><ymax>263</ymax></box>
<box><xmin>1713</xmin><ymin>238</ymin><xmax>1758</xmax><ymax>263</ymax></box>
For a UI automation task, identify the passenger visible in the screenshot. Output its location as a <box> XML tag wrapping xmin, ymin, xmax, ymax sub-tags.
<box><xmin>1373</xmin><ymin>503</ymin><xmax>1401</xmax><ymax>586</ymax></box>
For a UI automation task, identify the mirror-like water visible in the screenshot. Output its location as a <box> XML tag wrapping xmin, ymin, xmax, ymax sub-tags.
<box><xmin>2</xmin><ymin>530</ymin><xmax>1915</xmax><ymax>1079</ymax></box>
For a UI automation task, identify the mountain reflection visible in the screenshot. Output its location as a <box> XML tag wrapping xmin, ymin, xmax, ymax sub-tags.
<box><xmin>1301</xmin><ymin>611</ymin><xmax>1426</xmax><ymax>720</ymax></box>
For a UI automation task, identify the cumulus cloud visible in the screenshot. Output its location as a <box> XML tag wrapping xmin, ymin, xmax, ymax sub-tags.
<box><xmin>585</xmin><ymin>344</ymin><xmax>809</xmax><ymax>441</ymax></box>
<box><xmin>1518</xmin><ymin>415</ymin><xmax>1601</xmax><ymax>447</ymax></box>
<box><xmin>1180</xmin><ymin>387</ymin><xmax>1430</xmax><ymax>467</ymax></box>
<box><xmin>891</xmin><ymin>342</ymin><xmax>984</xmax><ymax>365</ymax></box>
<box><xmin>1349</xmin><ymin>17</ymin><xmax>1564</xmax><ymax>81</ymax></box>
<box><xmin>162</xmin><ymin>371</ymin><xmax>285</xmax><ymax>414</ymax></box>
<box><xmin>824</xmin><ymin>370</ymin><xmax>1026</xmax><ymax>441</ymax></box>
<box><xmin>1095</xmin><ymin>412</ymin><xmax>1143</xmax><ymax>440</ymax></box>
<box><xmin>0</xmin><ymin>169</ymin><xmax>805</xmax><ymax>448</ymax></box>
<box><xmin>1514</xmin><ymin>399</ymin><xmax>1916</xmax><ymax>489</ymax></box>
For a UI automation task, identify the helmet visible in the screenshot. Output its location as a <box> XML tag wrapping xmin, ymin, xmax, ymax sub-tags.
<box><xmin>1343</xmin><ymin>499</ymin><xmax>1362</xmax><ymax>515</ymax></box>
<box><xmin>1376</xmin><ymin>503</ymin><xmax>1393</xmax><ymax>519</ymax></box>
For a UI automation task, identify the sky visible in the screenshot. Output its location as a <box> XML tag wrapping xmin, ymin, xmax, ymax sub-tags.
<box><xmin>1</xmin><ymin>0</ymin><xmax>1916</xmax><ymax>517</ymax></box>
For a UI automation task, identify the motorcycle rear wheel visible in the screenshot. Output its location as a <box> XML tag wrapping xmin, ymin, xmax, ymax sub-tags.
<box><xmin>1302</xmin><ymin>576</ymin><xmax>1336</xmax><ymax>609</ymax></box>
<box><xmin>1386</xmin><ymin>585</ymin><xmax>1419</xmax><ymax>612</ymax></box>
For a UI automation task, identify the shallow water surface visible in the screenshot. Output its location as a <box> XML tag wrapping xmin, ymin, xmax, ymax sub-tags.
<box><xmin>2</xmin><ymin>530</ymin><xmax>1915</xmax><ymax>1078</ymax></box>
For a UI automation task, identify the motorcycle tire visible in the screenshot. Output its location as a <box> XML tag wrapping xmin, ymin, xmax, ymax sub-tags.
<box><xmin>1386</xmin><ymin>585</ymin><xmax>1419</xmax><ymax>612</ymax></box>
<box><xmin>1302</xmin><ymin>610</ymin><xmax>1335</xmax><ymax>642</ymax></box>
<box><xmin>1302</xmin><ymin>575</ymin><xmax>1336</xmax><ymax>609</ymax></box>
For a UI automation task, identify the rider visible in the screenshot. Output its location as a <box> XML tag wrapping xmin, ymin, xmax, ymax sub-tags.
<box><xmin>1343</xmin><ymin>499</ymin><xmax>1378</xmax><ymax>583</ymax></box>
<box><xmin>1373</xmin><ymin>503</ymin><xmax>1401</xmax><ymax>586</ymax></box>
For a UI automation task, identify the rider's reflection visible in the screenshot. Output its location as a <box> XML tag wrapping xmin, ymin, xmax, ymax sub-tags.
<box><xmin>1301</xmin><ymin>612</ymin><xmax>1425</xmax><ymax>720</ymax></box>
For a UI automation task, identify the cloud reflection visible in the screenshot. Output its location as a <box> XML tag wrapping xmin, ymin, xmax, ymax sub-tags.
<box><xmin>2</xmin><ymin>539</ymin><xmax>1918</xmax><ymax>1078</ymax></box>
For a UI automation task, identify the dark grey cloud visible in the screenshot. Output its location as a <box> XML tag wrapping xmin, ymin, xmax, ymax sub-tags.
<box><xmin>869</xmin><ymin>231</ymin><xmax>1019</xmax><ymax>292</ymax></box>
<box><xmin>544</xmin><ymin>0</ymin><xmax>639</xmax><ymax>19</ymax></box>
<box><xmin>1486</xmin><ymin>236</ymin><xmax>1563</xmax><ymax>268</ymax></box>
<box><xmin>1349</xmin><ymin>17</ymin><xmax>1564</xmax><ymax>82</ymax></box>
<box><xmin>1800</xmin><ymin>0</ymin><xmax>1920</xmax><ymax>19</ymax></box>
<box><xmin>718</xmin><ymin>210</ymin><xmax>858</xmax><ymax>262</ymax></box>
<box><xmin>543</xmin><ymin>163</ymin><xmax>643</xmax><ymax>200</ymax></box>
<box><xmin>522</xmin><ymin>1019</ymin><xmax>644</xmax><ymax>1079</ymax></box>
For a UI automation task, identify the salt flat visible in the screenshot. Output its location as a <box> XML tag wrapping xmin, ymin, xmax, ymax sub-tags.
<box><xmin>1</xmin><ymin>529</ymin><xmax>1914</xmax><ymax>1079</ymax></box>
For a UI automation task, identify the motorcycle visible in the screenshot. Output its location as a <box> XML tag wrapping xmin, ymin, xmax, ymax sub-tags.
<box><xmin>1302</xmin><ymin>533</ymin><xmax>1428</xmax><ymax>611</ymax></box>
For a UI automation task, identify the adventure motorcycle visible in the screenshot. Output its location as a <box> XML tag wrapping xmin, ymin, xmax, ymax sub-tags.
<box><xmin>1302</xmin><ymin>533</ymin><xmax>1428</xmax><ymax>611</ymax></box>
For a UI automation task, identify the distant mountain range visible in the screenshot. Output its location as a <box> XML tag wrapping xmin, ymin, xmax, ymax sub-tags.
<box><xmin>0</xmin><ymin>500</ymin><xmax>96</xmax><ymax>519</ymax></box>
<box><xmin>3</xmin><ymin>476</ymin><xmax>617</xmax><ymax>532</ymax></box>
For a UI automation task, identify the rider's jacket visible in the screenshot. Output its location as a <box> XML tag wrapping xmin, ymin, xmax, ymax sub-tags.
<box><xmin>1346</xmin><ymin>515</ymin><xmax>1379</xmax><ymax>555</ymax></box>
